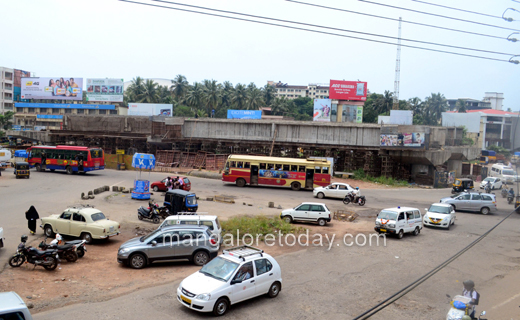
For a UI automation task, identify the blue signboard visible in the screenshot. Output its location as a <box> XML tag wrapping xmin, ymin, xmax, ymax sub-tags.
<box><xmin>12</xmin><ymin>125</ymin><xmax>21</xmax><ymax>130</ymax></box>
<box><xmin>227</xmin><ymin>110</ymin><xmax>262</xmax><ymax>119</ymax></box>
<box><xmin>37</xmin><ymin>114</ymin><xmax>63</xmax><ymax>119</ymax></box>
<box><xmin>131</xmin><ymin>153</ymin><xmax>156</xmax><ymax>169</ymax></box>
<box><xmin>15</xmin><ymin>102</ymin><xmax>115</xmax><ymax>110</ymax></box>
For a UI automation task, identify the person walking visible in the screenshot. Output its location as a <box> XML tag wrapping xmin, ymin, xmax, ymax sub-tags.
<box><xmin>25</xmin><ymin>205</ymin><xmax>40</xmax><ymax>235</ymax></box>
<box><xmin>166</xmin><ymin>177</ymin><xmax>173</xmax><ymax>191</ymax></box>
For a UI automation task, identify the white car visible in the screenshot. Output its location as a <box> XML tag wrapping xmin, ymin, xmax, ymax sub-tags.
<box><xmin>479</xmin><ymin>177</ymin><xmax>502</xmax><ymax>190</ymax></box>
<box><xmin>374</xmin><ymin>207</ymin><xmax>423</xmax><ymax>239</ymax></box>
<box><xmin>177</xmin><ymin>246</ymin><xmax>282</xmax><ymax>316</ymax></box>
<box><xmin>280</xmin><ymin>202</ymin><xmax>332</xmax><ymax>226</ymax></box>
<box><xmin>423</xmin><ymin>203</ymin><xmax>455</xmax><ymax>230</ymax></box>
<box><xmin>313</xmin><ymin>183</ymin><xmax>356</xmax><ymax>199</ymax></box>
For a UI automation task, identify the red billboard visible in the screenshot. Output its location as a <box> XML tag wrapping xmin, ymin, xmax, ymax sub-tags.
<box><xmin>329</xmin><ymin>80</ymin><xmax>367</xmax><ymax>101</ymax></box>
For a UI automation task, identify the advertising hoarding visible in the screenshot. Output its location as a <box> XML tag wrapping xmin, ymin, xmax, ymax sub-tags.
<box><xmin>14</xmin><ymin>69</ymin><xmax>30</xmax><ymax>87</ymax></box>
<box><xmin>86</xmin><ymin>78</ymin><xmax>124</xmax><ymax>102</ymax></box>
<box><xmin>380</xmin><ymin>133</ymin><xmax>425</xmax><ymax>147</ymax></box>
<box><xmin>21</xmin><ymin>77</ymin><xmax>83</xmax><ymax>101</ymax></box>
<box><xmin>313</xmin><ymin>99</ymin><xmax>331</xmax><ymax>122</ymax></box>
<box><xmin>329</xmin><ymin>80</ymin><xmax>367</xmax><ymax>101</ymax></box>
<box><xmin>128</xmin><ymin>103</ymin><xmax>173</xmax><ymax>116</ymax></box>
<box><xmin>356</xmin><ymin>106</ymin><xmax>363</xmax><ymax>123</ymax></box>
<box><xmin>227</xmin><ymin>110</ymin><xmax>262</xmax><ymax>119</ymax></box>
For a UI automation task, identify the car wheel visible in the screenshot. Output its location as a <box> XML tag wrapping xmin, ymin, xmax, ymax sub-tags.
<box><xmin>213</xmin><ymin>298</ymin><xmax>229</xmax><ymax>316</ymax></box>
<box><xmin>452</xmin><ymin>218</ymin><xmax>455</xmax><ymax>225</ymax></box>
<box><xmin>153</xmin><ymin>186</ymin><xmax>159</xmax><ymax>192</ymax></box>
<box><xmin>236</xmin><ymin>178</ymin><xmax>246</xmax><ymax>188</ymax></box>
<box><xmin>193</xmin><ymin>251</ymin><xmax>210</xmax><ymax>266</ymax></box>
<box><xmin>268</xmin><ymin>282</ymin><xmax>281</xmax><ymax>298</ymax></box>
<box><xmin>413</xmin><ymin>227</ymin><xmax>420</xmax><ymax>236</ymax></box>
<box><xmin>318</xmin><ymin>218</ymin><xmax>326</xmax><ymax>226</ymax></box>
<box><xmin>283</xmin><ymin>216</ymin><xmax>292</xmax><ymax>224</ymax></box>
<box><xmin>130</xmin><ymin>253</ymin><xmax>147</xmax><ymax>269</ymax></box>
<box><xmin>64</xmin><ymin>251</ymin><xmax>78</xmax><ymax>262</ymax></box>
<box><xmin>480</xmin><ymin>207</ymin><xmax>490</xmax><ymax>215</ymax></box>
<box><xmin>81</xmin><ymin>232</ymin><xmax>93</xmax><ymax>244</ymax></box>
<box><xmin>44</xmin><ymin>225</ymin><xmax>54</xmax><ymax>237</ymax></box>
<box><xmin>397</xmin><ymin>230</ymin><xmax>404</xmax><ymax>239</ymax></box>
<box><xmin>446</xmin><ymin>222</ymin><xmax>450</xmax><ymax>230</ymax></box>
<box><xmin>317</xmin><ymin>192</ymin><xmax>325</xmax><ymax>199</ymax></box>
<box><xmin>291</xmin><ymin>182</ymin><xmax>301</xmax><ymax>191</ymax></box>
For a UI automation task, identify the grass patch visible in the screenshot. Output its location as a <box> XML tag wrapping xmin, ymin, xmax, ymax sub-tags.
<box><xmin>221</xmin><ymin>215</ymin><xmax>306</xmax><ymax>243</ymax></box>
<box><xmin>352</xmin><ymin>169</ymin><xmax>409</xmax><ymax>187</ymax></box>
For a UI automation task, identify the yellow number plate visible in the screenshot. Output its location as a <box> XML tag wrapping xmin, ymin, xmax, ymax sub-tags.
<box><xmin>380</xmin><ymin>229</ymin><xmax>387</xmax><ymax>232</ymax></box>
<box><xmin>181</xmin><ymin>295</ymin><xmax>192</xmax><ymax>304</ymax></box>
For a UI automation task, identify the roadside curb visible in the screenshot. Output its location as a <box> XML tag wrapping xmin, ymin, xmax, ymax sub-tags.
<box><xmin>187</xmin><ymin>170</ymin><xmax>222</xmax><ymax>180</ymax></box>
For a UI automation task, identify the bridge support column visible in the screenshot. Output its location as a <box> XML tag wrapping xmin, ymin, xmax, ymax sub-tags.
<box><xmin>447</xmin><ymin>159</ymin><xmax>463</xmax><ymax>177</ymax></box>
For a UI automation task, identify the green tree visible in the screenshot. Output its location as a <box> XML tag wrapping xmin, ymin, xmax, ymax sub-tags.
<box><xmin>423</xmin><ymin>92</ymin><xmax>448</xmax><ymax>125</ymax></box>
<box><xmin>173</xmin><ymin>105</ymin><xmax>195</xmax><ymax>117</ymax></box>
<box><xmin>203</xmin><ymin>79</ymin><xmax>221</xmax><ymax>116</ymax></box>
<box><xmin>362</xmin><ymin>93</ymin><xmax>383</xmax><ymax>123</ymax></box>
<box><xmin>245</xmin><ymin>87</ymin><xmax>264</xmax><ymax>110</ymax></box>
<box><xmin>185</xmin><ymin>82</ymin><xmax>205</xmax><ymax>111</ymax></box>
<box><xmin>270</xmin><ymin>97</ymin><xmax>290</xmax><ymax>115</ymax></box>
<box><xmin>220</xmin><ymin>81</ymin><xmax>234</xmax><ymax>110</ymax></box>
<box><xmin>137</xmin><ymin>79</ymin><xmax>160</xmax><ymax>103</ymax></box>
<box><xmin>125</xmin><ymin>76</ymin><xmax>145</xmax><ymax>102</ymax></box>
<box><xmin>232</xmin><ymin>83</ymin><xmax>248</xmax><ymax>110</ymax></box>
<box><xmin>170</xmin><ymin>74</ymin><xmax>189</xmax><ymax>102</ymax></box>
<box><xmin>456</xmin><ymin>99</ymin><xmax>467</xmax><ymax>113</ymax></box>
<box><xmin>262</xmin><ymin>83</ymin><xmax>277</xmax><ymax>107</ymax></box>
<box><xmin>0</xmin><ymin>111</ymin><xmax>14</xmax><ymax>130</ymax></box>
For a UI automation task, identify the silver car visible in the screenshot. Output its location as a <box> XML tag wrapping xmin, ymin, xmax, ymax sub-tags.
<box><xmin>440</xmin><ymin>192</ymin><xmax>497</xmax><ymax>215</ymax></box>
<box><xmin>117</xmin><ymin>225</ymin><xmax>219</xmax><ymax>269</ymax></box>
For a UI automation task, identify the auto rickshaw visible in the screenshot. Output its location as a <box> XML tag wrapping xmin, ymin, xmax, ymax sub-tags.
<box><xmin>452</xmin><ymin>178</ymin><xmax>474</xmax><ymax>194</ymax></box>
<box><xmin>14</xmin><ymin>162</ymin><xmax>30</xmax><ymax>179</ymax></box>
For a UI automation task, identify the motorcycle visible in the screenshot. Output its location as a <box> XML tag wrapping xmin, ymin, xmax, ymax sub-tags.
<box><xmin>38</xmin><ymin>236</ymin><xmax>86</xmax><ymax>261</ymax></box>
<box><xmin>137</xmin><ymin>201</ymin><xmax>161</xmax><ymax>224</ymax></box>
<box><xmin>9</xmin><ymin>235</ymin><xmax>59</xmax><ymax>271</ymax></box>
<box><xmin>343</xmin><ymin>192</ymin><xmax>366</xmax><ymax>206</ymax></box>
<box><xmin>157</xmin><ymin>205</ymin><xmax>171</xmax><ymax>219</ymax></box>
<box><xmin>501</xmin><ymin>188</ymin><xmax>508</xmax><ymax>198</ymax></box>
<box><xmin>446</xmin><ymin>295</ymin><xmax>486</xmax><ymax>320</ymax></box>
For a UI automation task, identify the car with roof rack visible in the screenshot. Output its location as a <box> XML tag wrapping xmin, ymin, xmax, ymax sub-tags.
<box><xmin>177</xmin><ymin>245</ymin><xmax>282</xmax><ymax>316</ymax></box>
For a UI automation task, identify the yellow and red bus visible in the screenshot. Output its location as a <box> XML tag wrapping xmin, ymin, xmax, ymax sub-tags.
<box><xmin>222</xmin><ymin>155</ymin><xmax>331</xmax><ymax>191</ymax></box>
<box><xmin>27</xmin><ymin>145</ymin><xmax>105</xmax><ymax>174</ymax></box>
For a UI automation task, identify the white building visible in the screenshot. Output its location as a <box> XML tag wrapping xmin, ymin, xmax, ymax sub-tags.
<box><xmin>0</xmin><ymin>67</ymin><xmax>14</xmax><ymax>114</ymax></box>
<box><xmin>267</xmin><ymin>81</ymin><xmax>330</xmax><ymax>100</ymax></box>
<box><xmin>483</xmin><ymin>92</ymin><xmax>504</xmax><ymax>111</ymax></box>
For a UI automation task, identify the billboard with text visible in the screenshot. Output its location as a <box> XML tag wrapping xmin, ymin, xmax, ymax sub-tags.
<box><xmin>86</xmin><ymin>78</ymin><xmax>124</xmax><ymax>102</ymax></box>
<box><xmin>128</xmin><ymin>103</ymin><xmax>173</xmax><ymax>116</ymax></box>
<box><xmin>21</xmin><ymin>77</ymin><xmax>83</xmax><ymax>100</ymax></box>
<box><xmin>227</xmin><ymin>110</ymin><xmax>262</xmax><ymax>119</ymax></box>
<box><xmin>329</xmin><ymin>80</ymin><xmax>367</xmax><ymax>101</ymax></box>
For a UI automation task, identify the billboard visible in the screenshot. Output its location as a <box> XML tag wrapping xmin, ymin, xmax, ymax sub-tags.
<box><xmin>329</xmin><ymin>80</ymin><xmax>367</xmax><ymax>101</ymax></box>
<box><xmin>380</xmin><ymin>133</ymin><xmax>425</xmax><ymax>147</ymax></box>
<box><xmin>128</xmin><ymin>103</ymin><xmax>173</xmax><ymax>116</ymax></box>
<box><xmin>14</xmin><ymin>69</ymin><xmax>30</xmax><ymax>87</ymax></box>
<box><xmin>86</xmin><ymin>78</ymin><xmax>124</xmax><ymax>102</ymax></box>
<box><xmin>21</xmin><ymin>77</ymin><xmax>83</xmax><ymax>101</ymax></box>
<box><xmin>313</xmin><ymin>99</ymin><xmax>331</xmax><ymax>122</ymax></box>
<box><xmin>227</xmin><ymin>110</ymin><xmax>262</xmax><ymax>119</ymax></box>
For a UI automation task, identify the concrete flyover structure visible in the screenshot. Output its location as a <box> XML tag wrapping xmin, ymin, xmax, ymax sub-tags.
<box><xmin>7</xmin><ymin>116</ymin><xmax>481</xmax><ymax>183</ymax></box>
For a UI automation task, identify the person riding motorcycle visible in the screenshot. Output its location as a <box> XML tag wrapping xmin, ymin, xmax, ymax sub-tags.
<box><xmin>508</xmin><ymin>187</ymin><xmax>515</xmax><ymax>197</ymax></box>
<box><xmin>484</xmin><ymin>183</ymin><xmax>491</xmax><ymax>194</ymax></box>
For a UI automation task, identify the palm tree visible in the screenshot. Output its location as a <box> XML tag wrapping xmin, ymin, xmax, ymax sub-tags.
<box><xmin>203</xmin><ymin>79</ymin><xmax>221</xmax><ymax>116</ymax></box>
<box><xmin>456</xmin><ymin>99</ymin><xmax>467</xmax><ymax>113</ymax></box>
<box><xmin>232</xmin><ymin>83</ymin><xmax>247</xmax><ymax>109</ymax></box>
<box><xmin>170</xmin><ymin>74</ymin><xmax>189</xmax><ymax>101</ymax></box>
<box><xmin>126</xmin><ymin>76</ymin><xmax>145</xmax><ymax>102</ymax></box>
<box><xmin>220</xmin><ymin>81</ymin><xmax>234</xmax><ymax>109</ymax></box>
<box><xmin>262</xmin><ymin>83</ymin><xmax>277</xmax><ymax>107</ymax></box>
<box><xmin>137</xmin><ymin>79</ymin><xmax>160</xmax><ymax>103</ymax></box>
<box><xmin>424</xmin><ymin>93</ymin><xmax>448</xmax><ymax>124</ymax></box>
<box><xmin>270</xmin><ymin>97</ymin><xmax>289</xmax><ymax>115</ymax></box>
<box><xmin>408</xmin><ymin>97</ymin><xmax>422</xmax><ymax>116</ymax></box>
<box><xmin>185</xmin><ymin>82</ymin><xmax>204</xmax><ymax>111</ymax></box>
<box><xmin>245</xmin><ymin>87</ymin><xmax>265</xmax><ymax>110</ymax></box>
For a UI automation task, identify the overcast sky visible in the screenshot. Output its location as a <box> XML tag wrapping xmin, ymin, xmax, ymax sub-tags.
<box><xmin>1</xmin><ymin>0</ymin><xmax>519</xmax><ymax>109</ymax></box>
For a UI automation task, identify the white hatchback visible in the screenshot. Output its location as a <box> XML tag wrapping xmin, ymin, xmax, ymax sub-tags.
<box><xmin>423</xmin><ymin>203</ymin><xmax>455</xmax><ymax>230</ymax></box>
<box><xmin>280</xmin><ymin>202</ymin><xmax>332</xmax><ymax>226</ymax></box>
<box><xmin>313</xmin><ymin>183</ymin><xmax>356</xmax><ymax>199</ymax></box>
<box><xmin>177</xmin><ymin>246</ymin><xmax>282</xmax><ymax>316</ymax></box>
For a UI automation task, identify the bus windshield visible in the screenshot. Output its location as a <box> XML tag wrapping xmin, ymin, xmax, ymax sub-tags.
<box><xmin>90</xmin><ymin>149</ymin><xmax>103</xmax><ymax>159</ymax></box>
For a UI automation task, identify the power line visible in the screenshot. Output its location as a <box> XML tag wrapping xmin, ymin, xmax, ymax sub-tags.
<box><xmin>117</xmin><ymin>0</ymin><xmax>515</xmax><ymax>63</ymax></box>
<box><xmin>285</xmin><ymin>0</ymin><xmax>509</xmax><ymax>41</ymax></box>
<box><xmin>145</xmin><ymin>0</ymin><xmax>516</xmax><ymax>56</ymax></box>
<box><xmin>410</xmin><ymin>0</ymin><xmax>503</xmax><ymax>20</ymax></box>
<box><xmin>359</xmin><ymin>0</ymin><xmax>520</xmax><ymax>32</ymax></box>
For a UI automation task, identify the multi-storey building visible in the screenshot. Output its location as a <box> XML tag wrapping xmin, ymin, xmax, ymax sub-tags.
<box><xmin>267</xmin><ymin>81</ymin><xmax>329</xmax><ymax>100</ymax></box>
<box><xmin>0</xmin><ymin>67</ymin><xmax>14</xmax><ymax>114</ymax></box>
<box><xmin>447</xmin><ymin>92</ymin><xmax>504</xmax><ymax>111</ymax></box>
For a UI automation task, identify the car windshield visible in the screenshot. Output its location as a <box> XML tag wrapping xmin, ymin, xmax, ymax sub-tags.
<box><xmin>378</xmin><ymin>210</ymin><xmax>397</xmax><ymax>220</ymax></box>
<box><xmin>141</xmin><ymin>229</ymin><xmax>162</xmax><ymax>242</ymax></box>
<box><xmin>428</xmin><ymin>205</ymin><xmax>451</xmax><ymax>214</ymax></box>
<box><xmin>483</xmin><ymin>177</ymin><xmax>493</xmax><ymax>182</ymax></box>
<box><xmin>91</xmin><ymin>212</ymin><xmax>107</xmax><ymax>221</ymax></box>
<box><xmin>503</xmin><ymin>170</ymin><xmax>515</xmax><ymax>175</ymax></box>
<box><xmin>187</xmin><ymin>195</ymin><xmax>197</xmax><ymax>205</ymax></box>
<box><xmin>199</xmin><ymin>257</ymin><xmax>239</xmax><ymax>282</ymax></box>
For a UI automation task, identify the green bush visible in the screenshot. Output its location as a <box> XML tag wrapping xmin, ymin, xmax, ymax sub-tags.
<box><xmin>221</xmin><ymin>215</ymin><xmax>306</xmax><ymax>242</ymax></box>
<box><xmin>351</xmin><ymin>169</ymin><xmax>408</xmax><ymax>187</ymax></box>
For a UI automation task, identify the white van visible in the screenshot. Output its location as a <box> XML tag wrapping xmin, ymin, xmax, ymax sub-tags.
<box><xmin>490</xmin><ymin>164</ymin><xmax>518</xmax><ymax>184</ymax></box>
<box><xmin>159</xmin><ymin>214</ymin><xmax>222</xmax><ymax>242</ymax></box>
<box><xmin>374</xmin><ymin>207</ymin><xmax>423</xmax><ymax>239</ymax></box>
<box><xmin>0</xmin><ymin>291</ymin><xmax>34</xmax><ymax>320</ymax></box>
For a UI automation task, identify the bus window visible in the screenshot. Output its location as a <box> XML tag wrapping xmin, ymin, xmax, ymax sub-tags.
<box><xmin>260</xmin><ymin>163</ymin><xmax>266</xmax><ymax>169</ymax></box>
<box><xmin>231</xmin><ymin>161</ymin><xmax>236</xmax><ymax>168</ymax></box>
<box><xmin>299</xmin><ymin>166</ymin><xmax>305</xmax><ymax>172</ymax></box>
<box><xmin>276</xmin><ymin>164</ymin><xmax>282</xmax><ymax>170</ymax></box>
<box><xmin>283</xmin><ymin>164</ymin><xmax>290</xmax><ymax>171</ymax></box>
<box><xmin>90</xmin><ymin>149</ymin><xmax>103</xmax><ymax>158</ymax></box>
<box><xmin>237</xmin><ymin>162</ymin><xmax>243</xmax><ymax>168</ymax></box>
<box><xmin>268</xmin><ymin>164</ymin><xmax>275</xmax><ymax>170</ymax></box>
<box><xmin>290</xmin><ymin>165</ymin><xmax>298</xmax><ymax>172</ymax></box>
<box><xmin>57</xmin><ymin>153</ymin><xmax>63</xmax><ymax>160</ymax></box>
<box><xmin>322</xmin><ymin>167</ymin><xmax>330</xmax><ymax>174</ymax></box>
<box><xmin>225</xmin><ymin>161</ymin><xmax>230</xmax><ymax>170</ymax></box>
<box><xmin>244</xmin><ymin>162</ymin><xmax>250</xmax><ymax>168</ymax></box>
<box><xmin>314</xmin><ymin>166</ymin><xmax>321</xmax><ymax>173</ymax></box>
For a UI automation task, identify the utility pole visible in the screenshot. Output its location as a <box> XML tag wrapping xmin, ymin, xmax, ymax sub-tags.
<box><xmin>393</xmin><ymin>17</ymin><xmax>402</xmax><ymax>110</ymax></box>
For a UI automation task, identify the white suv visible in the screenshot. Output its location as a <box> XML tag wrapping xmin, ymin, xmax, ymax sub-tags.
<box><xmin>280</xmin><ymin>202</ymin><xmax>331</xmax><ymax>226</ymax></box>
<box><xmin>177</xmin><ymin>246</ymin><xmax>282</xmax><ymax>316</ymax></box>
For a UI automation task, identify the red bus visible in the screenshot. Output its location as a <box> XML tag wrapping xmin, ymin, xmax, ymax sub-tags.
<box><xmin>222</xmin><ymin>155</ymin><xmax>331</xmax><ymax>190</ymax></box>
<box><xmin>27</xmin><ymin>145</ymin><xmax>105</xmax><ymax>174</ymax></box>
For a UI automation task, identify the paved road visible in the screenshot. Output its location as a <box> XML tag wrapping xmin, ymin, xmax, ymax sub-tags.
<box><xmin>1</xmin><ymin>168</ymin><xmax>519</xmax><ymax>319</ymax></box>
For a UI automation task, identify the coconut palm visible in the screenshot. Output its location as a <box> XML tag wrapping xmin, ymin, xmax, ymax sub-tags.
<box><xmin>456</xmin><ymin>99</ymin><xmax>467</xmax><ymax>113</ymax></box>
<box><xmin>270</xmin><ymin>97</ymin><xmax>290</xmax><ymax>115</ymax></box>
<box><xmin>232</xmin><ymin>83</ymin><xmax>247</xmax><ymax>110</ymax></box>
<box><xmin>245</xmin><ymin>87</ymin><xmax>265</xmax><ymax>110</ymax></box>
<box><xmin>220</xmin><ymin>81</ymin><xmax>234</xmax><ymax>109</ymax></box>
<box><xmin>137</xmin><ymin>79</ymin><xmax>160</xmax><ymax>103</ymax></box>
<box><xmin>262</xmin><ymin>83</ymin><xmax>277</xmax><ymax>107</ymax></box>
<box><xmin>185</xmin><ymin>82</ymin><xmax>205</xmax><ymax>111</ymax></box>
<box><xmin>170</xmin><ymin>74</ymin><xmax>189</xmax><ymax>101</ymax></box>
<box><xmin>126</xmin><ymin>76</ymin><xmax>145</xmax><ymax>102</ymax></box>
<box><xmin>203</xmin><ymin>79</ymin><xmax>221</xmax><ymax>116</ymax></box>
<box><xmin>424</xmin><ymin>93</ymin><xmax>448</xmax><ymax>124</ymax></box>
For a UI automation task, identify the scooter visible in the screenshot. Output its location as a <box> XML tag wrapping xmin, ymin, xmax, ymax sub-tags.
<box><xmin>507</xmin><ymin>193</ymin><xmax>514</xmax><ymax>205</ymax></box>
<box><xmin>39</xmin><ymin>236</ymin><xmax>87</xmax><ymax>261</ymax></box>
<box><xmin>501</xmin><ymin>188</ymin><xmax>508</xmax><ymax>198</ymax></box>
<box><xmin>137</xmin><ymin>201</ymin><xmax>161</xmax><ymax>224</ymax></box>
<box><xmin>446</xmin><ymin>295</ymin><xmax>486</xmax><ymax>320</ymax></box>
<box><xmin>343</xmin><ymin>192</ymin><xmax>366</xmax><ymax>206</ymax></box>
<box><xmin>9</xmin><ymin>235</ymin><xmax>59</xmax><ymax>271</ymax></box>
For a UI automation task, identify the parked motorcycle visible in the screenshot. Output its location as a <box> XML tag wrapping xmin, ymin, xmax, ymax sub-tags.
<box><xmin>38</xmin><ymin>235</ymin><xmax>86</xmax><ymax>262</ymax></box>
<box><xmin>9</xmin><ymin>235</ymin><xmax>59</xmax><ymax>271</ymax></box>
<box><xmin>157</xmin><ymin>205</ymin><xmax>171</xmax><ymax>219</ymax></box>
<box><xmin>343</xmin><ymin>192</ymin><xmax>366</xmax><ymax>206</ymax></box>
<box><xmin>137</xmin><ymin>201</ymin><xmax>161</xmax><ymax>224</ymax></box>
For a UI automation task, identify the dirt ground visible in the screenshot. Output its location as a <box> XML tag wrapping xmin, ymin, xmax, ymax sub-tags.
<box><xmin>0</xmin><ymin>194</ymin><xmax>377</xmax><ymax>314</ymax></box>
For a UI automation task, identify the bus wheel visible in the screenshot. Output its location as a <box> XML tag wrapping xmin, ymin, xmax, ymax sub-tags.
<box><xmin>236</xmin><ymin>178</ymin><xmax>246</xmax><ymax>188</ymax></box>
<box><xmin>291</xmin><ymin>182</ymin><xmax>301</xmax><ymax>191</ymax></box>
<box><xmin>66</xmin><ymin>166</ymin><xmax>73</xmax><ymax>175</ymax></box>
<box><xmin>35</xmin><ymin>164</ymin><xmax>41</xmax><ymax>172</ymax></box>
